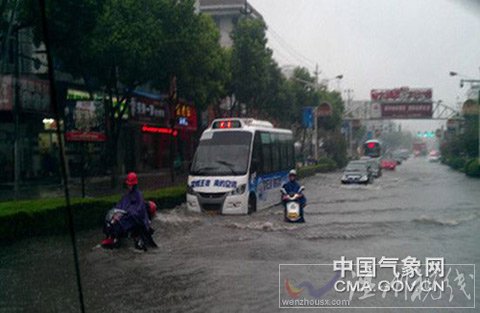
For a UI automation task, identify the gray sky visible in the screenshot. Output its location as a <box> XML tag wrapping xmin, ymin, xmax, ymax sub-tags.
<box><xmin>249</xmin><ymin>0</ymin><xmax>480</xmax><ymax>132</ymax></box>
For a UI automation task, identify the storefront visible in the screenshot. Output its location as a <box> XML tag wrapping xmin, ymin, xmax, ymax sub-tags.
<box><xmin>0</xmin><ymin>74</ymin><xmax>59</xmax><ymax>184</ymax></box>
<box><xmin>63</xmin><ymin>88</ymin><xmax>107</xmax><ymax>178</ymax></box>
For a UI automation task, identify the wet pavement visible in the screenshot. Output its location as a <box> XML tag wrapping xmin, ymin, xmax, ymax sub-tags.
<box><xmin>1</xmin><ymin>157</ymin><xmax>479</xmax><ymax>312</ymax></box>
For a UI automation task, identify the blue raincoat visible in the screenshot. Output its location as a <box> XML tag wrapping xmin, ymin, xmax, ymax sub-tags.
<box><xmin>282</xmin><ymin>180</ymin><xmax>306</xmax><ymax>206</ymax></box>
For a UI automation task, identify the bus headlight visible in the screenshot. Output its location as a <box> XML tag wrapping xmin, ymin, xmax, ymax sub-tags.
<box><xmin>360</xmin><ymin>175</ymin><xmax>368</xmax><ymax>181</ymax></box>
<box><xmin>230</xmin><ymin>184</ymin><xmax>246</xmax><ymax>195</ymax></box>
<box><xmin>187</xmin><ymin>185</ymin><xmax>196</xmax><ymax>195</ymax></box>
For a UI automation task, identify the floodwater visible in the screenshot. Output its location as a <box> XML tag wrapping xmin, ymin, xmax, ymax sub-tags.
<box><xmin>1</xmin><ymin>157</ymin><xmax>479</xmax><ymax>312</ymax></box>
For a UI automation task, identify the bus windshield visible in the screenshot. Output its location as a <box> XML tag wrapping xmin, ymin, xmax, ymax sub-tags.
<box><xmin>190</xmin><ymin>131</ymin><xmax>252</xmax><ymax>176</ymax></box>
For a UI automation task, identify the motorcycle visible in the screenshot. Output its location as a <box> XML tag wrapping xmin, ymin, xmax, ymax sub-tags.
<box><xmin>102</xmin><ymin>200</ymin><xmax>158</xmax><ymax>250</ymax></box>
<box><xmin>281</xmin><ymin>186</ymin><xmax>306</xmax><ymax>223</ymax></box>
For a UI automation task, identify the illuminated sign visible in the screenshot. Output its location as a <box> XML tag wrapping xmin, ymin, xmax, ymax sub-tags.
<box><xmin>141</xmin><ymin>125</ymin><xmax>178</xmax><ymax>136</ymax></box>
<box><xmin>174</xmin><ymin>102</ymin><xmax>197</xmax><ymax>131</ymax></box>
<box><xmin>130</xmin><ymin>94</ymin><xmax>167</xmax><ymax>124</ymax></box>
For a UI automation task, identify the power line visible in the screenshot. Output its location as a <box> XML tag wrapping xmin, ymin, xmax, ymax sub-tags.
<box><xmin>266</xmin><ymin>26</ymin><xmax>316</xmax><ymax>68</ymax></box>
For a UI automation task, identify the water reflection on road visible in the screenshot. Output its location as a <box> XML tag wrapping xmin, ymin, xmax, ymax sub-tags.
<box><xmin>1</xmin><ymin>158</ymin><xmax>479</xmax><ymax>312</ymax></box>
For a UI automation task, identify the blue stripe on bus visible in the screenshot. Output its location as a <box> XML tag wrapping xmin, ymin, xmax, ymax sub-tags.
<box><xmin>249</xmin><ymin>170</ymin><xmax>289</xmax><ymax>202</ymax></box>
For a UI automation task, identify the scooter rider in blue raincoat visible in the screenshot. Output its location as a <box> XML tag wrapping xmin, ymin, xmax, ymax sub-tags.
<box><xmin>102</xmin><ymin>172</ymin><xmax>151</xmax><ymax>250</ymax></box>
<box><xmin>282</xmin><ymin>169</ymin><xmax>306</xmax><ymax>222</ymax></box>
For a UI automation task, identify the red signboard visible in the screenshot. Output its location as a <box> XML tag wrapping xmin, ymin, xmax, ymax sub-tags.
<box><xmin>371</xmin><ymin>87</ymin><xmax>432</xmax><ymax>102</ymax></box>
<box><xmin>65</xmin><ymin>131</ymin><xmax>107</xmax><ymax>142</ymax></box>
<box><xmin>0</xmin><ymin>75</ymin><xmax>50</xmax><ymax>112</ymax></box>
<box><xmin>316</xmin><ymin>102</ymin><xmax>333</xmax><ymax>117</ymax></box>
<box><xmin>0</xmin><ymin>76</ymin><xmax>13</xmax><ymax>111</ymax></box>
<box><xmin>381</xmin><ymin>103</ymin><xmax>432</xmax><ymax>118</ymax></box>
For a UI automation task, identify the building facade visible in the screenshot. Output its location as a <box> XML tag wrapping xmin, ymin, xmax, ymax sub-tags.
<box><xmin>197</xmin><ymin>0</ymin><xmax>262</xmax><ymax>47</ymax></box>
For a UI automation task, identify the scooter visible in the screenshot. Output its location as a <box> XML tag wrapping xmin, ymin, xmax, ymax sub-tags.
<box><xmin>281</xmin><ymin>186</ymin><xmax>306</xmax><ymax>223</ymax></box>
<box><xmin>102</xmin><ymin>200</ymin><xmax>158</xmax><ymax>250</ymax></box>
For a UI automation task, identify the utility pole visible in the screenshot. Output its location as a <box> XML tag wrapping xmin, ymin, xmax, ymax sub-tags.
<box><xmin>13</xmin><ymin>27</ymin><xmax>20</xmax><ymax>199</ymax></box>
<box><xmin>313</xmin><ymin>64</ymin><xmax>319</xmax><ymax>161</ymax></box>
<box><xmin>344</xmin><ymin>89</ymin><xmax>354</xmax><ymax>157</ymax></box>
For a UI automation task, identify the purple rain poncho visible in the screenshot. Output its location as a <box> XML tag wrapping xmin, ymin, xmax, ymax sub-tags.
<box><xmin>115</xmin><ymin>188</ymin><xmax>150</xmax><ymax>234</ymax></box>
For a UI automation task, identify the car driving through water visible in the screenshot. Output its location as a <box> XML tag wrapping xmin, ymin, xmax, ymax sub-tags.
<box><xmin>341</xmin><ymin>160</ymin><xmax>373</xmax><ymax>184</ymax></box>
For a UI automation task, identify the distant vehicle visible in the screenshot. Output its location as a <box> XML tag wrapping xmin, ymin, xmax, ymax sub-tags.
<box><xmin>413</xmin><ymin>141</ymin><xmax>428</xmax><ymax>156</ymax></box>
<box><xmin>187</xmin><ymin>118</ymin><xmax>294</xmax><ymax>215</ymax></box>
<box><xmin>381</xmin><ymin>159</ymin><xmax>397</xmax><ymax>170</ymax></box>
<box><xmin>360</xmin><ymin>156</ymin><xmax>382</xmax><ymax>178</ymax></box>
<box><xmin>397</xmin><ymin>149</ymin><xmax>410</xmax><ymax>160</ymax></box>
<box><xmin>363</xmin><ymin>139</ymin><xmax>383</xmax><ymax>158</ymax></box>
<box><xmin>391</xmin><ymin>152</ymin><xmax>403</xmax><ymax>165</ymax></box>
<box><xmin>341</xmin><ymin>160</ymin><xmax>373</xmax><ymax>184</ymax></box>
<box><xmin>428</xmin><ymin>150</ymin><xmax>441</xmax><ymax>162</ymax></box>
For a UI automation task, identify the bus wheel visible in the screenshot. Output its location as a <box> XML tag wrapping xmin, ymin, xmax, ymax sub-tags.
<box><xmin>248</xmin><ymin>194</ymin><xmax>256</xmax><ymax>214</ymax></box>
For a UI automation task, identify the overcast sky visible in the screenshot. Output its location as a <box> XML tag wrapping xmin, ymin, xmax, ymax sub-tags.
<box><xmin>249</xmin><ymin>0</ymin><xmax>480</xmax><ymax>132</ymax></box>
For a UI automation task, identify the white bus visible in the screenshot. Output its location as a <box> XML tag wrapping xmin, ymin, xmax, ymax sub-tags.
<box><xmin>187</xmin><ymin>118</ymin><xmax>294</xmax><ymax>214</ymax></box>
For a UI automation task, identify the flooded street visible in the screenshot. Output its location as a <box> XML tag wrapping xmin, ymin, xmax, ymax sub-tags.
<box><xmin>1</xmin><ymin>157</ymin><xmax>479</xmax><ymax>312</ymax></box>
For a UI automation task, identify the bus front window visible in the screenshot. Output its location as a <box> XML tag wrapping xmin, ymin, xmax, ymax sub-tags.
<box><xmin>190</xmin><ymin>131</ymin><xmax>252</xmax><ymax>176</ymax></box>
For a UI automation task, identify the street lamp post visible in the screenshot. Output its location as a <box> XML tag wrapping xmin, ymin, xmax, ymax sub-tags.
<box><xmin>450</xmin><ymin>72</ymin><xmax>480</xmax><ymax>162</ymax></box>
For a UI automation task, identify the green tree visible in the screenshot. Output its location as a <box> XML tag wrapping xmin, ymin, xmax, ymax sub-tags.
<box><xmin>22</xmin><ymin>0</ymin><xmax>228</xmax><ymax>181</ymax></box>
<box><xmin>230</xmin><ymin>17</ymin><xmax>272</xmax><ymax>114</ymax></box>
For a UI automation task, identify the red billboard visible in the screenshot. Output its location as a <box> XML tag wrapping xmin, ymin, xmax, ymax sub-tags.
<box><xmin>316</xmin><ymin>102</ymin><xmax>333</xmax><ymax>117</ymax></box>
<box><xmin>371</xmin><ymin>87</ymin><xmax>432</xmax><ymax>102</ymax></box>
<box><xmin>371</xmin><ymin>87</ymin><xmax>433</xmax><ymax>119</ymax></box>
<box><xmin>0</xmin><ymin>75</ymin><xmax>50</xmax><ymax>112</ymax></box>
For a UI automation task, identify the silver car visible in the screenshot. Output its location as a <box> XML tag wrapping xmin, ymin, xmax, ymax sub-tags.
<box><xmin>341</xmin><ymin>161</ymin><xmax>373</xmax><ymax>184</ymax></box>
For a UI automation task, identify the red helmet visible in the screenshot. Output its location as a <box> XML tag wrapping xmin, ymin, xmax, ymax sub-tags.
<box><xmin>147</xmin><ymin>201</ymin><xmax>157</xmax><ymax>217</ymax></box>
<box><xmin>125</xmin><ymin>172</ymin><xmax>138</xmax><ymax>186</ymax></box>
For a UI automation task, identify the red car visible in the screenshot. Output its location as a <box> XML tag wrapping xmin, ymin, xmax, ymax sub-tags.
<box><xmin>381</xmin><ymin>159</ymin><xmax>397</xmax><ymax>170</ymax></box>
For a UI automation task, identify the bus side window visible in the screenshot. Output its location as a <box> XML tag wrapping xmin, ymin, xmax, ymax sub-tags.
<box><xmin>260</xmin><ymin>132</ymin><xmax>272</xmax><ymax>173</ymax></box>
<box><xmin>280</xmin><ymin>134</ymin><xmax>290</xmax><ymax>171</ymax></box>
<box><xmin>271</xmin><ymin>133</ymin><xmax>281</xmax><ymax>172</ymax></box>
<box><xmin>251</xmin><ymin>132</ymin><xmax>262</xmax><ymax>174</ymax></box>
<box><xmin>287</xmin><ymin>135</ymin><xmax>294</xmax><ymax>169</ymax></box>
<box><xmin>278</xmin><ymin>134</ymin><xmax>285</xmax><ymax>171</ymax></box>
